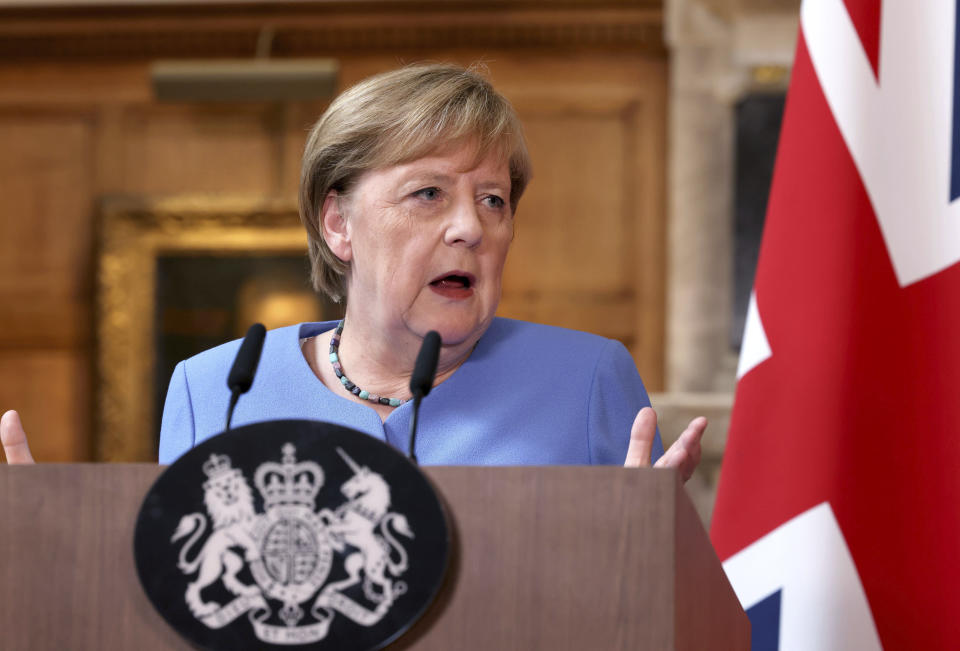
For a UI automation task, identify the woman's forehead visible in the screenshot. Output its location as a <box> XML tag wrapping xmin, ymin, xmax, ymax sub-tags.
<box><xmin>377</xmin><ymin>144</ymin><xmax>511</xmax><ymax>184</ymax></box>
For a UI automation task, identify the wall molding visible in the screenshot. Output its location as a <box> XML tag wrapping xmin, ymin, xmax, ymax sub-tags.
<box><xmin>0</xmin><ymin>1</ymin><xmax>665</xmax><ymax>60</ymax></box>
<box><xmin>96</xmin><ymin>195</ymin><xmax>304</xmax><ymax>461</ymax></box>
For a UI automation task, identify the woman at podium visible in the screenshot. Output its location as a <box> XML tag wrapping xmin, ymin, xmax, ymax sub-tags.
<box><xmin>1</xmin><ymin>64</ymin><xmax>705</xmax><ymax>477</ymax></box>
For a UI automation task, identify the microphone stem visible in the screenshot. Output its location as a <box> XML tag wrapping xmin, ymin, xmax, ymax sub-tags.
<box><xmin>225</xmin><ymin>390</ymin><xmax>240</xmax><ymax>432</ymax></box>
<box><xmin>408</xmin><ymin>394</ymin><xmax>423</xmax><ymax>463</ymax></box>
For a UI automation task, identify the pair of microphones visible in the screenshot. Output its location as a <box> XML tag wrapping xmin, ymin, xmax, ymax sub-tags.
<box><xmin>225</xmin><ymin>323</ymin><xmax>441</xmax><ymax>463</ymax></box>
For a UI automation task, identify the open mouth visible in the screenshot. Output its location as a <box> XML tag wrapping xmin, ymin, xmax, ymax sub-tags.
<box><xmin>430</xmin><ymin>273</ymin><xmax>474</xmax><ymax>289</ymax></box>
<box><xmin>429</xmin><ymin>272</ymin><xmax>476</xmax><ymax>298</ymax></box>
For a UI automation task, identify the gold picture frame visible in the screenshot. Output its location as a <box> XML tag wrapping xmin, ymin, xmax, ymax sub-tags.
<box><xmin>95</xmin><ymin>196</ymin><xmax>307</xmax><ymax>462</ymax></box>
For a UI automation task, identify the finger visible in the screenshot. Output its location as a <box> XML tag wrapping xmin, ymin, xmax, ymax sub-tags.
<box><xmin>678</xmin><ymin>448</ymin><xmax>696</xmax><ymax>483</ymax></box>
<box><xmin>674</xmin><ymin>417</ymin><xmax>707</xmax><ymax>458</ymax></box>
<box><xmin>624</xmin><ymin>407</ymin><xmax>657</xmax><ymax>468</ymax></box>
<box><xmin>655</xmin><ymin>417</ymin><xmax>707</xmax><ymax>482</ymax></box>
<box><xmin>654</xmin><ymin>440</ymin><xmax>681</xmax><ymax>469</ymax></box>
<box><xmin>655</xmin><ymin>442</ymin><xmax>694</xmax><ymax>480</ymax></box>
<box><xmin>688</xmin><ymin>436</ymin><xmax>702</xmax><ymax>470</ymax></box>
<box><xmin>653</xmin><ymin>418</ymin><xmax>700</xmax><ymax>467</ymax></box>
<box><xmin>1</xmin><ymin>410</ymin><xmax>35</xmax><ymax>464</ymax></box>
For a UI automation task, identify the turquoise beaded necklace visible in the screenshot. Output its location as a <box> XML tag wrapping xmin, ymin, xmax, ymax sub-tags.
<box><xmin>328</xmin><ymin>320</ymin><xmax>407</xmax><ymax>407</ymax></box>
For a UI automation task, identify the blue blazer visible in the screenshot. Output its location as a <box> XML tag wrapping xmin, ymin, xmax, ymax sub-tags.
<box><xmin>159</xmin><ymin>318</ymin><xmax>664</xmax><ymax>466</ymax></box>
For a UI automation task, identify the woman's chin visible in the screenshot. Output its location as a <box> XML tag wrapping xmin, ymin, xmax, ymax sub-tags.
<box><xmin>409</xmin><ymin>312</ymin><xmax>492</xmax><ymax>348</ymax></box>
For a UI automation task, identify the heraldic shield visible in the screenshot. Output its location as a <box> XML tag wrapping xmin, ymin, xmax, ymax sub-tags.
<box><xmin>134</xmin><ymin>420</ymin><xmax>450</xmax><ymax>651</ymax></box>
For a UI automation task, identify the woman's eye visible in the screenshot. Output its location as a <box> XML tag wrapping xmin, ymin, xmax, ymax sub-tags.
<box><xmin>483</xmin><ymin>195</ymin><xmax>506</xmax><ymax>209</ymax></box>
<box><xmin>413</xmin><ymin>187</ymin><xmax>441</xmax><ymax>201</ymax></box>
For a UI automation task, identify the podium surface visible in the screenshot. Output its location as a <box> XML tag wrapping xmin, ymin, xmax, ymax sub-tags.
<box><xmin>0</xmin><ymin>465</ymin><xmax>748</xmax><ymax>650</ymax></box>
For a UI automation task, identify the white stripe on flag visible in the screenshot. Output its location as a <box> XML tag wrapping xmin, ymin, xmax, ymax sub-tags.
<box><xmin>722</xmin><ymin>502</ymin><xmax>882</xmax><ymax>650</ymax></box>
<box><xmin>801</xmin><ymin>0</ymin><xmax>960</xmax><ymax>286</ymax></box>
<box><xmin>736</xmin><ymin>290</ymin><xmax>771</xmax><ymax>380</ymax></box>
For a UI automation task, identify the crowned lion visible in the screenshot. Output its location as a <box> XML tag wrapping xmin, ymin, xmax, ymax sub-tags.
<box><xmin>171</xmin><ymin>454</ymin><xmax>261</xmax><ymax>618</ymax></box>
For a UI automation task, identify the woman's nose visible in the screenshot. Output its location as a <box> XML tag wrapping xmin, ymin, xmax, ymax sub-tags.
<box><xmin>443</xmin><ymin>199</ymin><xmax>483</xmax><ymax>248</ymax></box>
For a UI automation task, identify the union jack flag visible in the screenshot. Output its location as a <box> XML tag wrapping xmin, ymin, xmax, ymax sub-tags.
<box><xmin>711</xmin><ymin>1</ymin><xmax>960</xmax><ymax>649</ymax></box>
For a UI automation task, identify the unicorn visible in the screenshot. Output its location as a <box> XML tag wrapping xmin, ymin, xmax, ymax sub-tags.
<box><xmin>319</xmin><ymin>448</ymin><xmax>414</xmax><ymax>604</ymax></box>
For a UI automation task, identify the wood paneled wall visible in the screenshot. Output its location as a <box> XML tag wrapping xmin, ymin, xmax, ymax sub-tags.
<box><xmin>0</xmin><ymin>1</ymin><xmax>667</xmax><ymax>461</ymax></box>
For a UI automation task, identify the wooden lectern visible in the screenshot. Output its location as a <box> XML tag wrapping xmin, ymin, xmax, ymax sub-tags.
<box><xmin>0</xmin><ymin>465</ymin><xmax>749</xmax><ymax>650</ymax></box>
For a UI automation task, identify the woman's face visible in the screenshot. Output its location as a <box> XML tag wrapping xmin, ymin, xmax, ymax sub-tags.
<box><xmin>328</xmin><ymin>144</ymin><xmax>514</xmax><ymax>349</ymax></box>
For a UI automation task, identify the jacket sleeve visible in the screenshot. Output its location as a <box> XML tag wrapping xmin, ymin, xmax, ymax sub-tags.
<box><xmin>586</xmin><ymin>339</ymin><xmax>664</xmax><ymax>465</ymax></box>
<box><xmin>158</xmin><ymin>361</ymin><xmax>196</xmax><ymax>464</ymax></box>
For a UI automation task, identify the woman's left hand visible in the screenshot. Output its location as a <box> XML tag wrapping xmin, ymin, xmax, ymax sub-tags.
<box><xmin>623</xmin><ymin>407</ymin><xmax>705</xmax><ymax>483</ymax></box>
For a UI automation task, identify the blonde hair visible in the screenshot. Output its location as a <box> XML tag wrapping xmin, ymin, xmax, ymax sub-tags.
<box><xmin>299</xmin><ymin>63</ymin><xmax>532</xmax><ymax>302</ymax></box>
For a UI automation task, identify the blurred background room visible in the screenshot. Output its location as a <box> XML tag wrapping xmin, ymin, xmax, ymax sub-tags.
<box><xmin>0</xmin><ymin>0</ymin><xmax>800</xmax><ymax>525</ymax></box>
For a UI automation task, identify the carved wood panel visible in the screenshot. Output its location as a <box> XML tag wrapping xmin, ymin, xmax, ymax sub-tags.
<box><xmin>118</xmin><ymin>104</ymin><xmax>283</xmax><ymax>195</ymax></box>
<box><xmin>0</xmin><ymin>116</ymin><xmax>96</xmax><ymax>462</ymax></box>
<box><xmin>0</xmin><ymin>114</ymin><xmax>96</xmax><ymax>346</ymax></box>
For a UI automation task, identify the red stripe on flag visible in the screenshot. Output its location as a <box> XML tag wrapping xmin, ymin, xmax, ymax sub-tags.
<box><xmin>843</xmin><ymin>0</ymin><xmax>881</xmax><ymax>78</ymax></box>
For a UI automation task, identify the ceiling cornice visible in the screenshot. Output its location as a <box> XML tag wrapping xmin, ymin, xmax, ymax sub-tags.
<box><xmin>0</xmin><ymin>1</ymin><xmax>666</xmax><ymax>61</ymax></box>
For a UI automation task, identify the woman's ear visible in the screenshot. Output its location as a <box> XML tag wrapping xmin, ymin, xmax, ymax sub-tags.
<box><xmin>321</xmin><ymin>191</ymin><xmax>352</xmax><ymax>262</ymax></box>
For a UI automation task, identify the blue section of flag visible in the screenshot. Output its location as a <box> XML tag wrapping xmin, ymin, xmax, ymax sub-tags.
<box><xmin>951</xmin><ymin>0</ymin><xmax>960</xmax><ymax>201</ymax></box>
<box><xmin>746</xmin><ymin>589</ymin><xmax>782</xmax><ymax>651</ymax></box>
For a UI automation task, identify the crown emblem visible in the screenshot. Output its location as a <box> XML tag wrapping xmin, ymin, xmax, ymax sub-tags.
<box><xmin>254</xmin><ymin>443</ymin><xmax>324</xmax><ymax>509</ymax></box>
<box><xmin>202</xmin><ymin>453</ymin><xmax>240</xmax><ymax>482</ymax></box>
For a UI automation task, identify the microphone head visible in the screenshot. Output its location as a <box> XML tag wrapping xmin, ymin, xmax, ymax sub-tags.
<box><xmin>410</xmin><ymin>331</ymin><xmax>442</xmax><ymax>399</ymax></box>
<box><xmin>227</xmin><ymin>323</ymin><xmax>267</xmax><ymax>394</ymax></box>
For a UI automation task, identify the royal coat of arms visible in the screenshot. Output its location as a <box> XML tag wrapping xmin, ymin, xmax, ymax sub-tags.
<box><xmin>169</xmin><ymin>443</ymin><xmax>415</xmax><ymax>645</ymax></box>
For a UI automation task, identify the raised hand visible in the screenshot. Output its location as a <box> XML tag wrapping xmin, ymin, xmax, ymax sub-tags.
<box><xmin>624</xmin><ymin>406</ymin><xmax>705</xmax><ymax>482</ymax></box>
<box><xmin>1</xmin><ymin>410</ymin><xmax>35</xmax><ymax>464</ymax></box>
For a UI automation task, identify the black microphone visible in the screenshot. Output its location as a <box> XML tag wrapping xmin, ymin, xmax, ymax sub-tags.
<box><xmin>408</xmin><ymin>330</ymin><xmax>441</xmax><ymax>462</ymax></box>
<box><xmin>225</xmin><ymin>323</ymin><xmax>267</xmax><ymax>431</ymax></box>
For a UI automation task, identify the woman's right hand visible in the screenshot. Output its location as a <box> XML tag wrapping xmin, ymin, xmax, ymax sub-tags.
<box><xmin>1</xmin><ymin>410</ymin><xmax>34</xmax><ymax>464</ymax></box>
